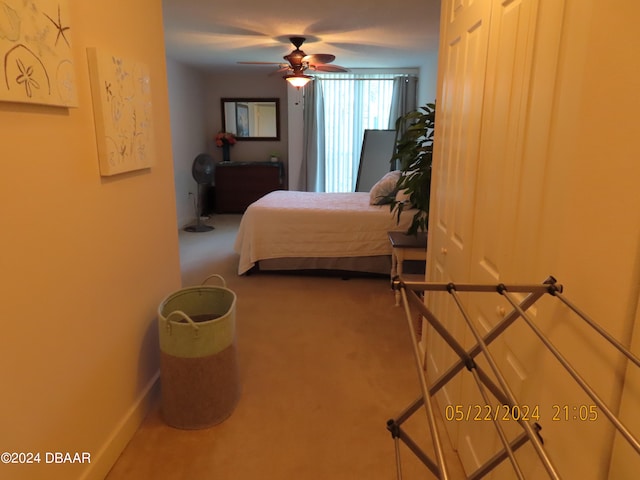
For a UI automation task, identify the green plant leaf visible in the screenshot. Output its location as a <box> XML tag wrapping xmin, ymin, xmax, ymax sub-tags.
<box><xmin>390</xmin><ymin>102</ymin><xmax>435</xmax><ymax>234</ymax></box>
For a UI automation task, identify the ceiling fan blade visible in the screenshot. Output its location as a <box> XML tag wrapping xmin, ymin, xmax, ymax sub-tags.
<box><xmin>302</xmin><ymin>53</ymin><xmax>335</xmax><ymax>64</ymax></box>
<box><xmin>268</xmin><ymin>66</ymin><xmax>292</xmax><ymax>76</ymax></box>
<box><xmin>309</xmin><ymin>64</ymin><xmax>349</xmax><ymax>73</ymax></box>
<box><xmin>237</xmin><ymin>61</ymin><xmax>283</xmax><ymax>65</ymax></box>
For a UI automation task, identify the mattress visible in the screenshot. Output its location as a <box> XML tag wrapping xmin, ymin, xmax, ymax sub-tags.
<box><xmin>233</xmin><ymin>190</ymin><xmax>414</xmax><ymax>274</ymax></box>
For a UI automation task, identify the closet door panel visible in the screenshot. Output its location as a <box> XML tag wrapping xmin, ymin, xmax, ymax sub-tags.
<box><xmin>471</xmin><ymin>0</ymin><xmax>539</xmax><ymax>287</ymax></box>
<box><xmin>427</xmin><ymin>0</ymin><xmax>493</xmax><ymax>447</ymax></box>
<box><xmin>457</xmin><ymin>0</ymin><xmax>565</xmax><ymax>476</ymax></box>
<box><xmin>458</xmin><ymin>0</ymin><xmax>540</xmax><ymax>474</ymax></box>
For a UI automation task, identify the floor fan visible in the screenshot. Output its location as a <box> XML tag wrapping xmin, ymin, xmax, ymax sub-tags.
<box><xmin>184</xmin><ymin>153</ymin><xmax>215</xmax><ymax>232</ymax></box>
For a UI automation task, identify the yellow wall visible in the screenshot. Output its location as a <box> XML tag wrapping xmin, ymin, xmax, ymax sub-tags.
<box><xmin>0</xmin><ymin>2</ymin><xmax>181</xmax><ymax>479</ymax></box>
<box><xmin>543</xmin><ymin>2</ymin><xmax>640</xmax><ymax>475</ymax></box>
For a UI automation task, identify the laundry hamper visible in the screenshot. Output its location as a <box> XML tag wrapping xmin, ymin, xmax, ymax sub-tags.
<box><xmin>157</xmin><ymin>274</ymin><xmax>240</xmax><ymax>429</ymax></box>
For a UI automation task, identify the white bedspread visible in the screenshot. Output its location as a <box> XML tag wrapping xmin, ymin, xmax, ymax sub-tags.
<box><xmin>233</xmin><ymin>190</ymin><xmax>414</xmax><ymax>274</ymax></box>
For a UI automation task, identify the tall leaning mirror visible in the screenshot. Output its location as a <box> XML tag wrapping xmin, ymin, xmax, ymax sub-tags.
<box><xmin>221</xmin><ymin>98</ymin><xmax>280</xmax><ymax>141</ymax></box>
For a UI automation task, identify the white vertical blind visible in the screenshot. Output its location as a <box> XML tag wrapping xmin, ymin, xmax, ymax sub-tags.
<box><xmin>317</xmin><ymin>74</ymin><xmax>395</xmax><ymax>192</ymax></box>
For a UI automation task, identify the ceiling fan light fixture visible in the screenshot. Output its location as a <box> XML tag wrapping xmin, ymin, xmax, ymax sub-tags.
<box><xmin>284</xmin><ymin>73</ymin><xmax>313</xmax><ymax>88</ymax></box>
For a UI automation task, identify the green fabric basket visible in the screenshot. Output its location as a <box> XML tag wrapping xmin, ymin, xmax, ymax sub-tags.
<box><xmin>158</xmin><ymin>274</ymin><xmax>236</xmax><ymax>358</ymax></box>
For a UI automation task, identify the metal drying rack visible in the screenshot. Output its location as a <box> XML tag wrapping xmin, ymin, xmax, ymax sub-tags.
<box><xmin>387</xmin><ymin>276</ymin><xmax>640</xmax><ymax>479</ymax></box>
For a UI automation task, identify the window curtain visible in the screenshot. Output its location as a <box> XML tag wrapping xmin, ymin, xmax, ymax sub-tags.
<box><xmin>300</xmin><ymin>73</ymin><xmax>407</xmax><ymax>192</ymax></box>
<box><xmin>388</xmin><ymin>75</ymin><xmax>418</xmax><ymax>132</ymax></box>
<box><xmin>388</xmin><ymin>75</ymin><xmax>418</xmax><ymax>170</ymax></box>
<box><xmin>319</xmin><ymin>74</ymin><xmax>394</xmax><ymax>192</ymax></box>
<box><xmin>300</xmin><ymin>81</ymin><xmax>325</xmax><ymax>191</ymax></box>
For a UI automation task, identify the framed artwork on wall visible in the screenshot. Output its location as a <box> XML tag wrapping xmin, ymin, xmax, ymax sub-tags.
<box><xmin>86</xmin><ymin>47</ymin><xmax>155</xmax><ymax>176</ymax></box>
<box><xmin>0</xmin><ymin>0</ymin><xmax>78</xmax><ymax>107</ymax></box>
<box><xmin>235</xmin><ymin>103</ymin><xmax>249</xmax><ymax>137</ymax></box>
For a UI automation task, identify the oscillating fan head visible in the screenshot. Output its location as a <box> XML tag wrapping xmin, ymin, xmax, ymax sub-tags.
<box><xmin>184</xmin><ymin>153</ymin><xmax>216</xmax><ymax>233</ymax></box>
<box><xmin>192</xmin><ymin>153</ymin><xmax>215</xmax><ymax>184</ymax></box>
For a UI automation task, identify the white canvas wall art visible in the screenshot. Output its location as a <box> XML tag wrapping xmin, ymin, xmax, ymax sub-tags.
<box><xmin>87</xmin><ymin>48</ymin><xmax>155</xmax><ymax>176</ymax></box>
<box><xmin>0</xmin><ymin>0</ymin><xmax>78</xmax><ymax>106</ymax></box>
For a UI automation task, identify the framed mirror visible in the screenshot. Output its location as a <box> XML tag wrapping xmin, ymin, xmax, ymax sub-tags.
<box><xmin>221</xmin><ymin>98</ymin><xmax>280</xmax><ymax>141</ymax></box>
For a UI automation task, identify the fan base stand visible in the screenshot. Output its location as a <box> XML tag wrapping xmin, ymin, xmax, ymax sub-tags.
<box><xmin>184</xmin><ymin>224</ymin><xmax>214</xmax><ymax>233</ymax></box>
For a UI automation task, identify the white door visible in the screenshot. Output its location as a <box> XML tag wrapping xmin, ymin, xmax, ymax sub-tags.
<box><xmin>426</xmin><ymin>0</ymin><xmax>492</xmax><ymax>448</ymax></box>
<box><xmin>428</xmin><ymin>0</ymin><xmax>640</xmax><ymax>477</ymax></box>
<box><xmin>457</xmin><ymin>0</ymin><xmax>564</xmax><ymax>474</ymax></box>
<box><xmin>428</xmin><ymin>0</ymin><xmax>564</xmax><ymax>475</ymax></box>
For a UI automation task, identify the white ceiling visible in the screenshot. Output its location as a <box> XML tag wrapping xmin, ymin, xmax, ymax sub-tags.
<box><xmin>161</xmin><ymin>0</ymin><xmax>442</xmax><ymax>72</ymax></box>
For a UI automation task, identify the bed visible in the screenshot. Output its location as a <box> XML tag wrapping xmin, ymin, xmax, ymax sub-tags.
<box><xmin>233</xmin><ymin>187</ymin><xmax>415</xmax><ymax>275</ymax></box>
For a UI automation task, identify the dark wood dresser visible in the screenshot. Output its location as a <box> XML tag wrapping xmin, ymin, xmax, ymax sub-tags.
<box><xmin>214</xmin><ymin>162</ymin><xmax>284</xmax><ymax>213</ymax></box>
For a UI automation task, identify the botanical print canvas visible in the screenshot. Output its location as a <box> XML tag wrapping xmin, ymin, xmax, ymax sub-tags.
<box><xmin>0</xmin><ymin>0</ymin><xmax>78</xmax><ymax>106</ymax></box>
<box><xmin>87</xmin><ymin>48</ymin><xmax>155</xmax><ymax>176</ymax></box>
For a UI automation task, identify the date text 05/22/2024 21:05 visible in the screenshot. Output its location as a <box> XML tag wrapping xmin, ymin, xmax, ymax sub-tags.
<box><xmin>444</xmin><ymin>404</ymin><xmax>599</xmax><ymax>422</ymax></box>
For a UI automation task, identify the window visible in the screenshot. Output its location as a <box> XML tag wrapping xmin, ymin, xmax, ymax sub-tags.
<box><xmin>317</xmin><ymin>74</ymin><xmax>395</xmax><ymax>192</ymax></box>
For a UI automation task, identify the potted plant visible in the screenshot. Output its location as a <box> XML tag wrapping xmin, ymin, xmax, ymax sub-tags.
<box><xmin>390</xmin><ymin>102</ymin><xmax>435</xmax><ymax>235</ymax></box>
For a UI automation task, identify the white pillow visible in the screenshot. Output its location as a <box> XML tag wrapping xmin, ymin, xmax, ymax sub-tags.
<box><xmin>369</xmin><ymin>170</ymin><xmax>401</xmax><ymax>205</ymax></box>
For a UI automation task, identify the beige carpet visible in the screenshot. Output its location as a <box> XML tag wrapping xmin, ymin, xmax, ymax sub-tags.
<box><xmin>106</xmin><ymin>214</ymin><xmax>464</xmax><ymax>479</ymax></box>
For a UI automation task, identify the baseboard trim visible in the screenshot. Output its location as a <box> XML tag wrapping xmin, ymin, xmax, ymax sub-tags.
<box><xmin>80</xmin><ymin>371</ymin><xmax>161</xmax><ymax>480</ymax></box>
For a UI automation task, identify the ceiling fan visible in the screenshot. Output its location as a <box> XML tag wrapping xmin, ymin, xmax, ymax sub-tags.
<box><xmin>239</xmin><ymin>36</ymin><xmax>348</xmax><ymax>88</ymax></box>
